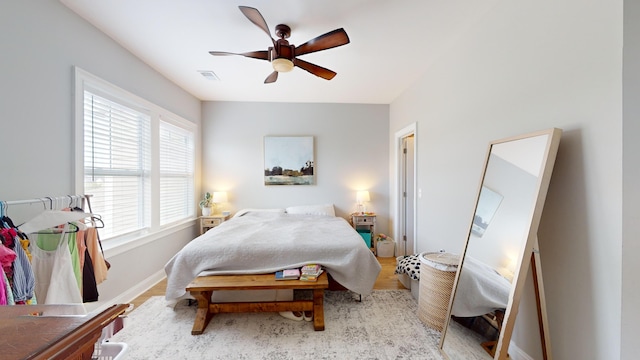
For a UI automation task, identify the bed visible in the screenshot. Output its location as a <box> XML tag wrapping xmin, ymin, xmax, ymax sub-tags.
<box><xmin>164</xmin><ymin>206</ymin><xmax>382</xmax><ymax>303</ymax></box>
<box><xmin>451</xmin><ymin>256</ymin><xmax>511</xmax><ymax>318</ymax></box>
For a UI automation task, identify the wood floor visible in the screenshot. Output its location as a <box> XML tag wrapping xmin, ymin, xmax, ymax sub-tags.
<box><xmin>130</xmin><ymin>256</ymin><xmax>404</xmax><ymax>309</ymax></box>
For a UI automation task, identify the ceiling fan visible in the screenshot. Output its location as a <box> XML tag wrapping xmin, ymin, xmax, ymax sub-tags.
<box><xmin>209</xmin><ymin>6</ymin><xmax>350</xmax><ymax>84</ymax></box>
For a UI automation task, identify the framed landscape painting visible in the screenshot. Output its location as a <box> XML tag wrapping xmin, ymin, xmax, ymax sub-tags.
<box><xmin>264</xmin><ymin>136</ymin><xmax>314</xmax><ymax>185</ymax></box>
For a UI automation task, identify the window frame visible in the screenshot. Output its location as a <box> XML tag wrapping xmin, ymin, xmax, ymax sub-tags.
<box><xmin>158</xmin><ymin>117</ymin><xmax>196</xmax><ymax>226</ymax></box>
<box><xmin>73</xmin><ymin>67</ymin><xmax>198</xmax><ymax>254</ymax></box>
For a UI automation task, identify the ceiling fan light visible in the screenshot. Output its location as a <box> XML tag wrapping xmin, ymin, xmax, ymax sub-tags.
<box><xmin>272</xmin><ymin>58</ymin><xmax>294</xmax><ymax>73</ymax></box>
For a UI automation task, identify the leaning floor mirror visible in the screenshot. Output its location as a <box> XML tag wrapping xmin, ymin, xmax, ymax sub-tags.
<box><xmin>440</xmin><ymin>128</ymin><xmax>562</xmax><ymax>360</ymax></box>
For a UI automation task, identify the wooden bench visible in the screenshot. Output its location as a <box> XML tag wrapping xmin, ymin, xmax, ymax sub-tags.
<box><xmin>186</xmin><ymin>272</ymin><xmax>329</xmax><ymax>335</ymax></box>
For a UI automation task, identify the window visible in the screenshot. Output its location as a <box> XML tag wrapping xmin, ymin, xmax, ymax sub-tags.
<box><xmin>83</xmin><ymin>90</ymin><xmax>152</xmax><ymax>239</ymax></box>
<box><xmin>159</xmin><ymin>120</ymin><xmax>195</xmax><ymax>225</ymax></box>
<box><xmin>75</xmin><ymin>68</ymin><xmax>196</xmax><ymax>243</ymax></box>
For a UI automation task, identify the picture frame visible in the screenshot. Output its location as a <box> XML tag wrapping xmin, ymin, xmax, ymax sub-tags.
<box><xmin>264</xmin><ymin>136</ymin><xmax>315</xmax><ymax>185</ymax></box>
<box><xmin>471</xmin><ymin>185</ymin><xmax>503</xmax><ymax>237</ymax></box>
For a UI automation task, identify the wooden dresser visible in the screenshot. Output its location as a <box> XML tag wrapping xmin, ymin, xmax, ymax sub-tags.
<box><xmin>0</xmin><ymin>303</ymin><xmax>128</xmax><ymax>360</ymax></box>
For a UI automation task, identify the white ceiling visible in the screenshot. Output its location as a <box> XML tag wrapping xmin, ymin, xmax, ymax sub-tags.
<box><xmin>60</xmin><ymin>0</ymin><xmax>498</xmax><ymax>104</ymax></box>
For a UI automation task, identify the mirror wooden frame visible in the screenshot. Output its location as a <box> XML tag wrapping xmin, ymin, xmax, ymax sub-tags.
<box><xmin>439</xmin><ymin>128</ymin><xmax>562</xmax><ymax>360</ymax></box>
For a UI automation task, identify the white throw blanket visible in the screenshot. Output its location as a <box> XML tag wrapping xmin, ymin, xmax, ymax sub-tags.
<box><xmin>164</xmin><ymin>212</ymin><xmax>382</xmax><ymax>301</ymax></box>
<box><xmin>451</xmin><ymin>256</ymin><xmax>511</xmax><ymax>317</ymax></box>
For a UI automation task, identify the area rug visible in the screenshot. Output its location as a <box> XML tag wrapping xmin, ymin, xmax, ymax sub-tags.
<box><xmin>109</xmin><ymin>290</ymin><xmax>446</xmax><ymax>360</ymax></box>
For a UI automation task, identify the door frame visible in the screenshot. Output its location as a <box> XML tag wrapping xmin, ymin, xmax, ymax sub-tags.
<box><xmin>394</xmin><ymin>123</ymin><xmax>417</xmax><ymax>256</ymax></box>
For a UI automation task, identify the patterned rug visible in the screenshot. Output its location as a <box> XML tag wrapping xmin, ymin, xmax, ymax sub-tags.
<box><xmin>109</xmin><ymin>290</ymin><xmax>446</xmax><ymax>360</ymax></box>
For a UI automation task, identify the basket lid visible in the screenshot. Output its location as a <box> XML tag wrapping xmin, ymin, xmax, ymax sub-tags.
<box><xmin>420</xmin><ymin>252</ymin><xmax>459</xmax><ymax>271</ymax></box>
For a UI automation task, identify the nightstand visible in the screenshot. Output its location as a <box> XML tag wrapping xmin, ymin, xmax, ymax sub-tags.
<box><xmin>351</xmin><ymin>213</ymin><xmax>376</xmax><ymax>252</ymax></box>
<box><xmin>199</xmin><ymin>214</ymin><xmax>230</xmax><ymax>235</ymax></box>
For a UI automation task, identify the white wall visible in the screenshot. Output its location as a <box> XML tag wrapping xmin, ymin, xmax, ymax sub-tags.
<box><xmin>0</xmin><ymin>1</ymin><xmax>202</xmax><ymax>309</ymax></box>
<box><xmin>201</xmin><ymin>101</ymin><xmax>391</xmax><ymax>235</ymax></box>
<box><xmin>390</xmin><ymin>0</ymin><xmax>622</xmax><ymax>359</ymax></box>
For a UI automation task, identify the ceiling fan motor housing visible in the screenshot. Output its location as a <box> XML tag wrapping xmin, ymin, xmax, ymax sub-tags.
<box><xmin>270</xmin><ymin>41</ymin><xmax>295</xmax><ymax>72</ymax></box>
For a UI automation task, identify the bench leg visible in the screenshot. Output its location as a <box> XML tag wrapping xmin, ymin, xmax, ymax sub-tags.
<box><xmin>191</xmin><ymin>290</ymin><xmax>213</xmax><ymax>335</ymax></box>
<box><xmin>312</xmin><ymin>289</ymin><xmax>325</xmax><ymax>331</ymax></box>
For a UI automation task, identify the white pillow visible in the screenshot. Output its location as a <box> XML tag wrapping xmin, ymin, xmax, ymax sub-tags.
<box><xmin>285</xmin><ymin>204</ymin><xmax>335</xmax><ymax>217</ymax></box>
<box><xmin>233</xmin><ymin>208</ymin><xmax>286</xmax><ymax>218</ymax></box>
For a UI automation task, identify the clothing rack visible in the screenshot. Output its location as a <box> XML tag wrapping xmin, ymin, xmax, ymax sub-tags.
<box><xmin>0</xmin><ymin>194</ymin><xmax>108</xmax><ymax>306</ymax></box>
<box><xmin>0</xmin><ymin>195</ymin><xmax>90</xmax><ymax>212</ymax></box>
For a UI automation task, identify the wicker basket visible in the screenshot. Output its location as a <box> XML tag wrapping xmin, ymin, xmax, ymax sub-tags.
<box><xmin>418</xmin><ymin>252</ymin><xmax>459</xmax><ymax>332</ymax></box>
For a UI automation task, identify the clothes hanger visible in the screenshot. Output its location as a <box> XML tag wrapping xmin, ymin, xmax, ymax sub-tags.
<box><xmin>67</xmin><ymin>195</ymin><xmax>85</xmax><ymax>212</ymax></box>
<box><xmin>89</xmin><ymin>214</ymin><xmax>105</xmax><ymax>228</ymax></box>
<box><xmin>5</xmin><ymin>215</ymin><xmax>28</xmax><ymax>240</ymax></box>
<box><xmin>2</xmin><ymin>215</ymin><xmax>18</xmax><ymax>230</ymax></box>
<box><xmin>34</xmin><ymin>222</ymin><xmax>79</xmax><ymax>234</ymax></box>
<box><xmin>66</xmin><ymin>222</ymin><xmax>80</xmax><ymax>233</ymax></box>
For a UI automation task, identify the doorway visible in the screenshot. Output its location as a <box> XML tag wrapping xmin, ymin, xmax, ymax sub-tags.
<box><xmin>395</xmin><ymin>124</ymin><xmax>416</xmax><ymax>257</ymax></box>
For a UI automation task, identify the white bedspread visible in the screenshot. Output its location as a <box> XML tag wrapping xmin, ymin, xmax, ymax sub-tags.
<box><xmin>451</xmin><ymin>256</ymin><xmax>511</xmax><ymax>317</ymax></box>
<box><xmin>164</xmin><ymin>212</ymin><xmax>381</xmax><ymax>301</ymax></box>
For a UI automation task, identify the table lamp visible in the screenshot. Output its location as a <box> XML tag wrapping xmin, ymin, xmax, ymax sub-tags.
<box><xmin>212</xmin><ymin>191</ymin><xmax>228</xmax><ymax>214</ymax></box>
<box><xmin>356</xmin><ymin>190</ymin><xmax>370</xmax><ymax>214</ymax></box>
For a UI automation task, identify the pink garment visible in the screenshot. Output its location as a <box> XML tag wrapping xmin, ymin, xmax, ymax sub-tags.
<box><xmin>0</xmin><ymin>244</ymin><xmax>16</xmax><ymax>276</ymax></box>
<box><xmin>0</xmin><ymin>267</ymin><xmax>6</xmax><ymax>305</ymax></box>
<box><xmin>76</xmin><ymin>228</ymin><xmax>86</xmax><ymax>272</ymax></box>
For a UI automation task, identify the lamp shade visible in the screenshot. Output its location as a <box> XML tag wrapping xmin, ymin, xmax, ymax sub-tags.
<box><xmin>272</xmin><ymin>58</ymin><xmax>294</xmax><ymax>72</ymax></box>
<box><xmin>356</xmin><ymin>191</ymin><xmax>370</xmax><ymax>203</ymax></box>
<box><xmin>212</xmin><ymin>191</ymin><xmax>228</xmax><ymax>204</ymax></box>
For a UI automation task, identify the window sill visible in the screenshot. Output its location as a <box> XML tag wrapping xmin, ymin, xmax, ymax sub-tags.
<box><xmin>102</xmin><ymin>218</ymin><xmax>196</xmax><ymax>259</ymax></box>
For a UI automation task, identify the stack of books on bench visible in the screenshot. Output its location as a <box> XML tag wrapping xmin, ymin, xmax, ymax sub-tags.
<box><xmin>275</xmin><ymin>268</ymin><xmax>300</xmax><ymax>280</ymax></box>
<box><xmin>300</xmin><ymin>264</ymin><xmax>323</xmax><ymax>282</ymax></box>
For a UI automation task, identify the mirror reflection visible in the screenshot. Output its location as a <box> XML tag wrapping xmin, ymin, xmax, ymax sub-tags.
<box><xmin>441</xmin><ymin>132</ymin><xmax>553</xmax><ymax>360</ymax></box>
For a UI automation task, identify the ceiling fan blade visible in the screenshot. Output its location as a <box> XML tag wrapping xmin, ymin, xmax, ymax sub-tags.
<box><xmin>294</xmin><ymin>58</ymin><xmax>337</xmax><ymax>80</ymax></box>
<box><xmin>209</xmin><ymin>50</ymin><xmax>269</xmax><ymax>61</ymax></box>
<box><xmin>238</xmin><ymin>6</ymin><xmax>276</xmax><ymax>47</ymax></box>
<box><xmin>295</xmin><ymin>28</ymin><xmax>350</xmax><ymax>57</ymax></box>
<box><xmin>264</xmin><ymin>71</ymin><xmax>278</xmax><ymax>84</ymax></box>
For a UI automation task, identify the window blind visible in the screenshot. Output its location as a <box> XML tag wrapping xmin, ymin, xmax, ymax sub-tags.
<box><xmin>84</xmin><ymin>91</ymin><xmax>151</xmax><ymax>239</ymax></box>
<box><xmin>159</xmin><ymin>119</ymin><xmax>195</xmax><ymax>225</ymax></box>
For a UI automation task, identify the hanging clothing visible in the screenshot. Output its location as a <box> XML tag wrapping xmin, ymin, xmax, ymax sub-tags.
<box><xmin>0</xmin><ymin>243</ymin><xmax>16</xmax><ymax>281</ymax></box>
<box><xmin>2</xmin><ymin>267</ymin><xmax>14</xmax><ymax>305</ymax></box>
<box><xmin>0</xmin><ymin>219</ymin><xmax>36</xmax><ymax>304</ymax></box>
<box><xmin>76</xmin><ymin>227</ymin><xmax>86</xmax><ymax>272</ymax></box>
<box><xmin>10</xmin><ymin>240</ymin><xmax>35</xmax><ymax>303</ymax></box>
<box><xmin>19</xmin><ymin>237</ymin><xmax>32</xmax><ymax>262</ymax></box>
<box><xmin>35</xmin><ymin>230</ymin><xmax>82</xmax><ymax>291</ymax></box>
<box><xmin>82</xmin><ymin>247</ymin><xmax>99</xmax><ymax>302</ymax></box>
<box><xmin>0</xmin><ymin>267</ymin><xmax>6</xmax><ymax>305</ymax></box>
<box><xmin>0</xmin><ymin>200</ymin><xmax>108</xmax><ymax>305</ymax></box>
<box><xmin>30</xmin><ymin>225</ymin><xmax>84</xmax><ymax>308</ymax></box>
<box><xmin>85</xmin><ymin>227</ymin><xmax>108</xmax><ymax>284</ymax></box>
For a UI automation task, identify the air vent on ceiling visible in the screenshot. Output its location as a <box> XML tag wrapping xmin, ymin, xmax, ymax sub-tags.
<box><xmin>198</xmin><ymin>70</ymin><xmax>220</xmax><ymax>81</ymax></box>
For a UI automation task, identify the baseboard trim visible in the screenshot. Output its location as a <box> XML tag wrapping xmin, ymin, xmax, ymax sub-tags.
<box><xmin>509</xmin><ymin>342</ymin><xmax>534</xmax><ymax>360</ymax></box>
<box><xmin>84</xmin><ymin>269</ymin><xmax>166</xmax><ymax>313</ymax></box>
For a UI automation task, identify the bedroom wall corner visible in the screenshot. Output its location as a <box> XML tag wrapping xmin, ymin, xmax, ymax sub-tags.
<box><xmin>622</xmin><ymin>0</ymin><xmax>640</xmax><ymax>358</ymax></box>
